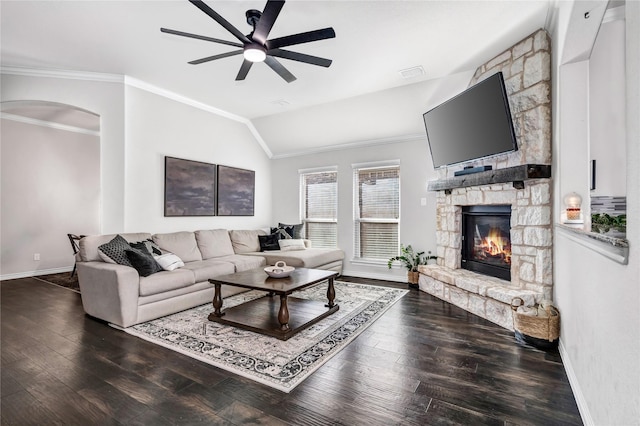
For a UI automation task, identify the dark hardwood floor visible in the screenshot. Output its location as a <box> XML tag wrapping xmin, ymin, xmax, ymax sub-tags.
<box><xmin>1</xmin><ymin>276</ymin><xmax>582</xmax><ymax>425</ymax></box>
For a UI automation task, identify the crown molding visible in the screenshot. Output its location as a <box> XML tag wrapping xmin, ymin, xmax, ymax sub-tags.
<box><xmin>0</xmin><ymin>112</ymin><xmax>101</xmax><ymax>136</ymax></box>
<box><xmin>271</xmin><ymin>133</ymin><xmax>426</xmax><ymax>160</ymax></box>
<box><xmin>1</xmin><ymin>66</ymin><xmax>123</xmax><ymax>83</ymax></box>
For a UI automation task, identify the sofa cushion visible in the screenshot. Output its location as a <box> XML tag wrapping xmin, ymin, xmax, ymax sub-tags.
<box><xmin>229</xmin><ymin>229</ymin><xmax>266</xmax><ymax>254</ymax></box>
<box><xmin>195</xmin><ymin>229</ymin><xmax>235</xmax><ymax>259</ymax></box>
<box><xmin>215</xmin><ymin>254</ymin><xmax>266</xmax><ymax>272</ymax></box>
<box><xmin>139</xmin><ymin>268</ymin><xmax>195</xmax><ymax>297</ymax></box>
<box><xmin>125</xmin><ymin>248</ymin><xmax>163</xmax><ymax>277</ymax></box>
<box><xmin>181</xmin><ymin>259</ymin><xmax>235</xmax><ymax>282</ymax></box>
<box><xmin>247</xmin><ymin>248</ymin><xmax>344</xmax><ymax>269</ymax></box>
<box><xmin>153</xmin><ymin>231</ymin><xmax>203</xmax><ymax>263</ymax></box>
<box><xmin>80</xmin><ymin>233</ymin><xmax>152</xmax><ymax>262</ymax></box>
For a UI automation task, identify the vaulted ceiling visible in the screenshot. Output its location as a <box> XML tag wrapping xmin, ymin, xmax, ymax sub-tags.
<box><xmin>1</xmin><ymin>1</ymin><xmax>553</xmax><ymax>157</ymax></box>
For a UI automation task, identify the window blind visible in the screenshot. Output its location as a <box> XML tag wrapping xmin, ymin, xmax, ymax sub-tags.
<box><xmin>300</xmin><ymin>170</ymin><xmax>337</xmax><ymax>248</ymax></box>
<box><xmin>354</xmin><ymin>165</ymin><xmax>400</xmax><ymax>260</ymax></box>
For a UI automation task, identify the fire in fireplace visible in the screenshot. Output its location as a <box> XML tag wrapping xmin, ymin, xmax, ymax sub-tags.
<box><xmin>461</xmin><ymin>205</ymin><xmax>512</xmax><ymax>281</ymax></box>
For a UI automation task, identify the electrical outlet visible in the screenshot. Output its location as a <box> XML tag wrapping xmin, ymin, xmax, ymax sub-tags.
<box><xmin>420</xmin><ymin>198</ymin><xmax>427</xmax><ymax>206</ymax></box>
<box><xmin>33</xmin><ymin>253</ymin><xmax>40</xmax><ymax>261</ymax></box>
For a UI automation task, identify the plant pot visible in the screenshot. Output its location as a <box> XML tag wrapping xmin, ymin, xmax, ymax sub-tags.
<box><xmin>407</xmin><ymin>271</ymin><xmax>420</xmax><ymax>285</ymax></box>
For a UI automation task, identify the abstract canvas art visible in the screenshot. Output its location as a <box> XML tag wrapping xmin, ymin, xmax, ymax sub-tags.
<box><xmin>164</xmin><ymin>156</ymin><xmax>216</xmax><ymax>216</ymax></box>
<box><xmin>216</xmin><ymin>165</ymin><xmax>255</xmax><ymax>216</ymax></box>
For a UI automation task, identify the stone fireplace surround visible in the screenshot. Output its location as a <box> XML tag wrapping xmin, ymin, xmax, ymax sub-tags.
<box><xmin>418</xmin><ymin>29</ymin><xmax>552</xmax><ymax>331</ymax></box>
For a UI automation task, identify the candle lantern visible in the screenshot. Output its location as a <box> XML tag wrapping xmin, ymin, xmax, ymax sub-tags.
<box><xmin>564</xmin><ymin>192</ymin><xmax>582</xmax><ymax>221</ymax></box>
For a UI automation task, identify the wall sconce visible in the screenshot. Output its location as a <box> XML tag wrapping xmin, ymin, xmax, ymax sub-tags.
<box><xmin>563</xmin><ymin>192</ymin><xmax>584</xmax><ymax>224</ymax></box>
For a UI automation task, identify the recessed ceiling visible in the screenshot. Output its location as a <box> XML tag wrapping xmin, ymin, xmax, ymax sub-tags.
<box><xmin>1</xmin><ymin>1</ymin><xmax>552</xmax><ymax>155</ymax></box>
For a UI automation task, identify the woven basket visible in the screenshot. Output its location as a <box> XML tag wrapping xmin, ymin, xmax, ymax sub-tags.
<box><xmin>511</xmin><ymin>297</ymin><xmax>560</xmax><ymax>343</ymax></box>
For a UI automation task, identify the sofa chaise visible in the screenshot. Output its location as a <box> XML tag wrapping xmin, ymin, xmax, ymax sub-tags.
<box><xmin>77</xmin><ymin>228</ymin><xmax>344</xmax><ymax>328</ymax></box>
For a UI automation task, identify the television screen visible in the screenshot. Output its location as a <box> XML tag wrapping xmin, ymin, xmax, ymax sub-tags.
<box><xmin>423</xmin><ymin>72</ymin><xmax>518</xmax><ymax>168</ymax></box>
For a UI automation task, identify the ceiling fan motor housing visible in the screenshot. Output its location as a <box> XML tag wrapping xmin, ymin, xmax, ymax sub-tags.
<box><xmin>246</xmin><ymin>9</ymin><xmax>262</xmax><ymax>28</ymax></box>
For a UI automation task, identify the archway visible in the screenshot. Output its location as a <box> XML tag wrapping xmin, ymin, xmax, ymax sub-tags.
<box><xmin>1</xmin><ymin>100</ymin><xmax>101</xmax><ymax>278</ymax></box>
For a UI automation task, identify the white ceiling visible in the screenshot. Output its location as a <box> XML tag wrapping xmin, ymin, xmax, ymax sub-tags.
<box><xmin>1</xmin><ymin>0</ymin><xmax>553</xmax><ymax>156</ymax></box>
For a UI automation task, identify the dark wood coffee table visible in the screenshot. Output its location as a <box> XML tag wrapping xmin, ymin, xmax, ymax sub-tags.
<box><xmin>208</xmin><ymin>267</ymin><xmax>339</xmax><ymax>341</ymax></box>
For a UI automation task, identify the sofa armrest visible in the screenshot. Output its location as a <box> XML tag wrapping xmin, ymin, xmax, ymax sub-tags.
<box><xmin>77</xmin><ymin>261</ymin><xmax>140</xmax><ymax>328</ymax></box>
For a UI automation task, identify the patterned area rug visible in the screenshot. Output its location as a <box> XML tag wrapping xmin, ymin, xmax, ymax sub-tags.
<box><xmin>126</xmin><ymin>281</ymin><xmax>407</xmax><ymax>393</ymax></box>
<box><xmin>34</xmin><ymin>272</ymin><xmax>80</xmax><ymax>292</ymax></box>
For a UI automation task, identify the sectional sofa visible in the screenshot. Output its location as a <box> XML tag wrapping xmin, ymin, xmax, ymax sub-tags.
<box><xmin>76</xmin><ymin>229</ymin><xmax>344</xmax><ymax>328</ymax></box>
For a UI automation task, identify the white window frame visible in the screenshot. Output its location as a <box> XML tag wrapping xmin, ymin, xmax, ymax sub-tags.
<box><xmin>352</xmin><ymin>160</ymin><xmax>401</xmax><ymax>264</ymax></box>
<box><xmin>299</xmin><ymin>166</ymin><xmax>338</xmax><ymax>248</ymax></box>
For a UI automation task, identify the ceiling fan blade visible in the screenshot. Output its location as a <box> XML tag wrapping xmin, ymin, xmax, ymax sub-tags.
<box><xmin>264</xmin><ymin>56</ymin><xmax>296</xmax><ymax>83</ymax></box>
<box><xmin>188</xmin><ymin>50</ymin><xmax>243</xmax><ymax>65</ymax></box>
<box><xmin>266</xmin><ymin>27</ymin><xmax>335</xmax><ymax>49</ymax></box>
<box><xmin>253</xmin><ymin>0</ymin><xmax>285</xmax><ymax>44</ymax></box>
<box><xmin>268</xmin><ymin>49</ymin><xmax>332</xmax><ymax>67</ymax></box>
<box><xmin>188</xmin><ymin>0</ymin><xmax>250</xmax><ymax>44</ymax></box>
<box><xmin>160</xmin><ymin>28</ymin><xmax>243</xmax><ymax>48</ymax></box>
<box><xmin>235</xmin><ymin>60</ymin><xmax>254</xmax><ymax>81</ymax></box>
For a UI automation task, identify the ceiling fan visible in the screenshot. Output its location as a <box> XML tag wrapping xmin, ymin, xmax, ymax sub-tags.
<box><xmin>161</xmin><ymin>0</ymin><xmax>336</xmax><ymax>83</ymax></box>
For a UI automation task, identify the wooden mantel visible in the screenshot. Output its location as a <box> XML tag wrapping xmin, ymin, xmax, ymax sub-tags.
<box><xmin>427</xmin><ymin>164</ymin><xmax>551</xmax><ymax>193</ymax></box>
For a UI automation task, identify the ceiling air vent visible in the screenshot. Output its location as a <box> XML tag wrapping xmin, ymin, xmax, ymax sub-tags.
<box><xmin>398</xmin><ymin>66</ymin><xmax>426</xmax><ymax>79</ymax></box>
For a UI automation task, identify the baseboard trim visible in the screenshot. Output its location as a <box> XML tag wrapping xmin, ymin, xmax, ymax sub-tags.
<box><xmin>1</xmin><ymin>267</ymin><xmax>72</xmax><ymax>281</ymax></box>
<box><xmin>558</xmin><ymin>338</ymin><xmax>594</xmax><ymax>426</ymax></box>
<box><xmin>341</xmin><ymin>269</ymin><xmax>406</xmax><ymax>283</ymax></box>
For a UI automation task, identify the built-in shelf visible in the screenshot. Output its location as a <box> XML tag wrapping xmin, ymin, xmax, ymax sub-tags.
<box><xmin>428</xmin><ymin>164</ymin><xmax>552</xmax><ymax>193</ymax></box>
<box><xmin>556</xmin><ymin>224</ymin><xmax>629</xmax><ymax>264</ymax></box>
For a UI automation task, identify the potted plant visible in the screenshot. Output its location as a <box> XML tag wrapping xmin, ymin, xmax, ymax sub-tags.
<box><xmin>387</xmin><ymin>244</ymin><xmax>437</xmax><ymax>289</ymax></box>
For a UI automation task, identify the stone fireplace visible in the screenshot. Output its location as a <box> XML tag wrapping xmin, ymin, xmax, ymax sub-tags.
<box><xmin>418</xmin><ymin>30</ymin><xmax>552</xmax><ymax>330</ymax></box>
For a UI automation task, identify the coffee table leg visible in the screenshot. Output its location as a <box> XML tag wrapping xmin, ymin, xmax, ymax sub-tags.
<box><xmin>278</xmin><ymin>295</ymin><xmax>290</xmax><ymax>331</ymax></box>
<box><xmin>326</xmin><ymin>277</ymin><xmax>336</xmax><ymax>308</ymax></box>
<box><xmin>209</xmin><ymin>283</ymin><xmax>225</xmax><ymax>319</ymax></box>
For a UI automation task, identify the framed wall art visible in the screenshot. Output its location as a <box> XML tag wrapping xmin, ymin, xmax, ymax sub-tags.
<box><xmin>164</xmin><ymin>156</ymin><xmax>216</xmax><ymax>216</ymax></box>
<box><xmin>216</xmin><ymin>165</ymin><xmax>255</xmax><ymax>216</ymax></box>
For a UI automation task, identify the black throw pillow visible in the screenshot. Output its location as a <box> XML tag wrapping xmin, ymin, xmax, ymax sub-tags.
<box><xmin>125</xmin><ymin>248</ymin><xmax>163</xmax><ymax>277</ymax></box>
<box><xmin>130</xmin><ymin>239</ymin><xmax>162</xmax><ymax>256</ymax></box>
<box><xmin>258</xmin><ymin>234</ymin><xmax>281</xmax><ymax>251</ymax></box>
<box><xmin>270</xmin><ymin>227</ymin><xmax>291</xmax><ymax>240</ymax></box>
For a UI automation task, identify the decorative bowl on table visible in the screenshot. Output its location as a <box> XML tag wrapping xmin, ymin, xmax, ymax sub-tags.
<box><xmin>264</xmin><ymin>261</ymin><xmax>295</xmax><ymax>278</ymax></box>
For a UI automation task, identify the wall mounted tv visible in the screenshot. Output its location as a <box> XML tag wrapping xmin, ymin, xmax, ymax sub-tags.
<box><xmin>423</xmin><ymin>72</ymin><xmax>518</xmax><ymax>168</ymax></box>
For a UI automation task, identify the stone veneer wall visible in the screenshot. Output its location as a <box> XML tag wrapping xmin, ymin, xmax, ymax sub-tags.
<box><xmin>421</xmin><ymin>29</ymin><xmax>553</xmax><ymax>330</ymax></box>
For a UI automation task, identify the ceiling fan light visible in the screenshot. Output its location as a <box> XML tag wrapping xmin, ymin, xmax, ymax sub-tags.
<box><xmin>244</xmin><ymin>45</ymin><xmax>267</xmax><ymax>62</ymax></box>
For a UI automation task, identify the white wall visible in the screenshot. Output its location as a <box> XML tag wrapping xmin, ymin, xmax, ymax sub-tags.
<box><xmin>0</xmin><ymin>119</ymin><xmax>100</xmax><ymax>277</ymax></box>
<box><xmin>123</xmin><ymin>86</ymin><xmax>272</xmax><ymax>232</ymax></box>
<box><xmin>589</xmin><ymin>19</ymin><xmax>627</xmax><ymax>196</ymax></box>
<box><xmin>271</xmin><ymin>137</ymin><xmax>437</xmax><ymax>282</ymax></box>
<box><xmin>552</xmin><ymin>2</ymin><xmax>640</xmax><ymax>425</ymax></box>
<box><xmin>1</xmin><ymin>73</ymin><xmax>126</xmax><ymax>233</ymax></box>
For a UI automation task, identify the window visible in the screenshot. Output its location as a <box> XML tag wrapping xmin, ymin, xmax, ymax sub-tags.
<box><xmin>300</xmin><ymin>168</ymin><xmax>338</xmax><ymax>248</ymax></box>
<box><xmin>353</xmin><ymin>162</ymin><xmax>400</xmax><ymax>261</ymax></box>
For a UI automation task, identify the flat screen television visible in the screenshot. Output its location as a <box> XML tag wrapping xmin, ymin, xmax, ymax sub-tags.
<box><xmin>423</xmin><ymin>72</ymin><xmax>518</xmax><ymax>168</ymax></box>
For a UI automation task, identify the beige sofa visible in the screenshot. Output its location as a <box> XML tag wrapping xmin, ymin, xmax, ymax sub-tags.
<box><xmin>76</xmin><ymin>229</ymin><xmax>344</xmax><ymax>328</ymax></box>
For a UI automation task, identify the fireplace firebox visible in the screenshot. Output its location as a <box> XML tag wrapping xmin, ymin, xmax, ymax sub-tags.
<box><xmin>461</xmin><ymin>205</ymin><xmax>512</xmax><ymax>281</ymax></box>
